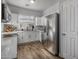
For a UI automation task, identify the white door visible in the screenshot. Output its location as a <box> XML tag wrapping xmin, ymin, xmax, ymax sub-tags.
<box><xmin>60</xmin><ymin>0</ymin><xmax>78</xmax><ymax>59</ymax></box>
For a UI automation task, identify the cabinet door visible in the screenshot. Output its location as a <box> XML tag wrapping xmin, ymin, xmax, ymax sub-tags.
<box><xmin>10</xmin><ymin>36</ymin><xmax>17</xmax><ymax>58</ymax></box>
<box><xmin>23</xmin><ymin>31</ymin><xmax>30</xmax><ymax>42</ymax></box>
<box><xmin>35</xmin><ymin>17</ymin><xmax>47</xmax><ymax>26</ymax></box>
<box><xmin>17</xmin><ymin>32</ymin><xmax>23</xmax><ymax>43</ymax></box>
<box><xmin>29</xmin><ymin>32</ymin><xmax>37</xmax><ymax>41</ymax></box>
<box><xmin>35</xmin><ymin>17</ymin><xmax>42</xmax><ymax>25</ymax></box>
<box><xmin>11</xmin><ymin>13</ymin><xmax>18</xmax><ymax>24</ymax></box>
<box><xmin>22</xmin><ymin>31</ymin><xmax>40</xmax><ymax>43</ymax></box>
<box><xmin>41</xmin><ymin>17</ymin><xmax>47</xmax><ymax>26</ymax></box>
<box><xmin>1</xmin><ymin>37</ymin><xmax>12</xmax><ymax>58</ymax></box>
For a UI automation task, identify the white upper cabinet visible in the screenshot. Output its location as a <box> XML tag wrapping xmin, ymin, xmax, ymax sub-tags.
<box><xmin>11</xmin><ymin>13</ymin><xmax>18</xmax><ymax>24</ymax></box>
<box><xmin>41</xmin><ymin>17</ymin><xmax>47</xmax><ymax>26</ymax></box>
<box><xmin>18</xmin><ymin>14</ymin><xmax>35</xmax><ymax>24</ymax></box>
<box><xmin>35</xmin><ymin>17</ymin><xmax>47</xmax><ymax>26</ymax></box>
<box><xmin>35</xmin><ymin>17</ymin><xmax>41</xmax><ymax>25</ymax></box>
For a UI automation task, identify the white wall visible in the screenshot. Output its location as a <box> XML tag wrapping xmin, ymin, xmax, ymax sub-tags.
<box><xmin>43</xmin><ymin>2</ymin><xmax>59</xmax><ymax>16</ymax></box>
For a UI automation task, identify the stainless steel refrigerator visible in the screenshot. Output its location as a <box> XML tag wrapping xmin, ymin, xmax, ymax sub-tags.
<box><xmin>44</xmin><ymin>13</ymin><xmax>59</xmax><ymax>56</ymax></box>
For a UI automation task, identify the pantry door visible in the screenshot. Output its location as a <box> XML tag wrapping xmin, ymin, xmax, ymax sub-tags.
<box><xmin>60</xmin><ymin>0</ymin><xmax>78</xmax><ymax>59</ymax></box>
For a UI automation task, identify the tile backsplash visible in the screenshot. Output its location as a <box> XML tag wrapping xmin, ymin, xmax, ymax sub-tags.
<box><xmin>2</xmin><ymin>24</ymin><xmax>17</xmax><ymax>32</ymax></box>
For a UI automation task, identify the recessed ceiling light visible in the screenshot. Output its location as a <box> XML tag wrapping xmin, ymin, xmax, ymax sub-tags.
<box><xmin>30</xmin><ymin>0</ymin><xmax>35</xmax><ymax>4</ymax></box>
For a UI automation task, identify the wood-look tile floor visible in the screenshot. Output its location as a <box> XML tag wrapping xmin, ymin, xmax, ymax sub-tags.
<box><xmin>17</xmin><ymin>41</ymin><xmax>62</xmax><ymax>59</ymax></box>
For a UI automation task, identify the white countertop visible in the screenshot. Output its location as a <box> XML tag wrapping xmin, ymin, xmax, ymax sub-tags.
<box><xmin>1</xmin><ymin>30</ymin><xmax>43</xmax><ymax>35</ymax></box>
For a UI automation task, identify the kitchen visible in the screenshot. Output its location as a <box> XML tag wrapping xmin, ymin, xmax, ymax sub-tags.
<box><xmin>1</xmin><ymin>0</ymin><xmax>78</xmax><ymax>59</ymax></box>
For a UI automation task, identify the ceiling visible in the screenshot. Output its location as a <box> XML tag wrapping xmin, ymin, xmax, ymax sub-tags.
<box><xmin>6</xmin><ymin>0</ymin><xmax>58</xmax><ymax>11</ymax></box>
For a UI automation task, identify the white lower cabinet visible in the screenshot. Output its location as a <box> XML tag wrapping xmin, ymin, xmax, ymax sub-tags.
<box><xmin>23</xmin><ymin>31</ymin><xmax>39</xmax><ymax>42</ymax></box>
<box><xmin>18</xmin><ymin>31</ymin><xmax>41</xmax><ymax>44</ymax></box>
<box><xmin>1</xmin><ymin>35</ymin><xmax>17</xmax><ymax>59</ymax></box>
<box><xmin>17</xmin><ymin>32</ymin><xmax>23</xmax><ymax>43</ymax></box>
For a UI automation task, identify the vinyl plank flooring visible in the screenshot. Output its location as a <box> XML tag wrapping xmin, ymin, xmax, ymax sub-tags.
<box><xmin>17</xmin><ymin>41</ymin><xmax>62</xmax><ymax>59</ymax></box>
